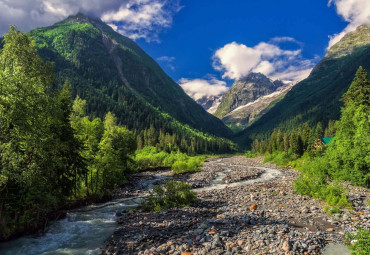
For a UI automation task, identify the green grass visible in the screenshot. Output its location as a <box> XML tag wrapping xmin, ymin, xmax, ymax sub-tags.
<box><xmin>293</xmin><ymin>175</ymin><xmax>351</xmax><ymax>207</ymax></box>
<box><xmin>142</xmin><ymin>181</ymin><xmax>197</xmax><ymax>212</ymax></box>
<box><xmin>346</xmin><ymin>228</ymin><xmax>370</xmax><ymax>255</ymax></box>
<box><xmin>324</xmin><ymin>205</ymin><xmax>341</xmax><ymax>214</ymax></box>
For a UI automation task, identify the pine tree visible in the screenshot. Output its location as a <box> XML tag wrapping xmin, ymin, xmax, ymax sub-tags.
<box><xmin>325</xmin><ymin>67</ymin><xmax>370</xmax><ymax>187</ymax></box>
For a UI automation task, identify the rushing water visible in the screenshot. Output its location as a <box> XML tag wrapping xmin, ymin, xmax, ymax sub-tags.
<box><xmin>194</xmin><ymin>166</ymin><xmax>282</xmax><ymax>192</ymax></box>
<box><xmin>0</xmin><ymin>175</ymin><xmax>166</xmax><ymax>255</ymax></box>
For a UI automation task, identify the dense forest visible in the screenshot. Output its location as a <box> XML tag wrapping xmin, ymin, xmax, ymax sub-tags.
<box><xmin>0</xmin><ymin>27</ymin><xmax>236</xmax><ymax>240</ymax></box>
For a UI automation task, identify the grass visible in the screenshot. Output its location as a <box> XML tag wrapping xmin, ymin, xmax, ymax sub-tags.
<box><xmin>261</xmin><ymin>151</ymin><xmax>352</xmax><ymax>208</ymax></box>
<box><xmin>142</xmin><ymin>181</ymin><xmax>197</xmax><ymax>212</ymax></box>
<box><xmin>346</xmin><ymin>228</ymin><xmax>370</xmax><ymax>255</ymax></box>
<box><xmin>324</xmin><ymin>205</ymin><xmax>341</xmax><ymax>214</ymax></box>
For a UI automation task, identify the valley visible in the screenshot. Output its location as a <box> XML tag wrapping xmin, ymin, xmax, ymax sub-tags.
<box><xmin>0</xmin><ymin>2</ymin><xmax>369</xmax><ymax>255</ymax></box>
<box><xmin>2</xmin><ymin>156</ymin><xmax>368</xmax><ymax>255</ymax></box>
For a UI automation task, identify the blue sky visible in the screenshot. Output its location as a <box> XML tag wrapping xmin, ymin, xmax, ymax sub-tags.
<box><xmin>0</xmin><ymin>0</ymin><xmax>368</xmax><ymax>100</ymax></box>
<box><xmin>140</xmin><ymin>0</ymin><xmax>344</xmax><ymax>82</ymax></box>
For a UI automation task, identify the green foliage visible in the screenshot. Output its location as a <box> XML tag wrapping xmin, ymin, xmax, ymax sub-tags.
<box><xmin>245</xmin><ymin>151</ymin><xmax>258</xmax><ymax>158</ymax></box>
<box><xmin>171</xmin><ymin>157</ymin><xmax>204</xmax><ymax>175</ymax></box>
<box><xmin>293</xmin><ymin>175</ymin><xmax>350</xmax><ymax>207</ymax></box>
<box><xmin>0</xmin><ymin>27</ymin><xmax>85</xmax><ymax>240</ymax></box>
<box><xmin>346</xmin><ymin>228</ymin><xmax>370</xmax><ymax>255</ymax></box>
<box><xmin>263</xmin><ymin>151</ymin><xmax>299</xmax><ymax>167</ymax></box>
<box><xmin>322</xmin><ymin>67</ymin><xmax>370</xmax><ymax>187</ymax></box>
<box><xmin>94</xmin><ymin>113</ymin><xmax>136</xmax><ymax>192</ymax></box>
<box><xmin>143</xmin><ymin>181</ymin><xmax>197</xmax><ymax>212</ymax></box>
<box><xmin>323</xmin><ymin>206</ymin><xmax>341</xmax><ymax>215</ymax></box>
<box><xmin>134</xmin><ymin>146</ymin><xmax>205</xmax><ymax>175</ymax></box>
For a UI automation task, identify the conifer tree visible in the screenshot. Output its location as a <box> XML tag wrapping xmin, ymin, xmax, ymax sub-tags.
<box><xmin>325</xmin><ymin>66</ymin><xmax>370</xmax><ymax>187</ymax></box>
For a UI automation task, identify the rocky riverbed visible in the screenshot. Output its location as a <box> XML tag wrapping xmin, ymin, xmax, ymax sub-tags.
<box><xmin>102</xmin><ymin>156</ymin><xmax>370</xmax><ymax>255</ymax></box>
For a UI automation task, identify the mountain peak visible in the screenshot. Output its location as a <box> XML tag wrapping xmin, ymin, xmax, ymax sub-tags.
<box><xmin>214</xmin><ymin>73</ymin><xmax>285</xmax><ymax>118</ymax></box>
<box><xmin>326</xmin><ymin>24</ymin><xmax>370</xmax><ymax>59</ymax></box>
<box><xmin>240</xmin><ymin>72</ymin><xmax>269</xmax><ymax>82</ymax></box>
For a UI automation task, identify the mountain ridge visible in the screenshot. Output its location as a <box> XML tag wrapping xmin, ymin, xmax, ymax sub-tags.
<box><xmin>29</xmin><ymin>13</ymin><xmax>232</xmax><ymax>138</ymax></box>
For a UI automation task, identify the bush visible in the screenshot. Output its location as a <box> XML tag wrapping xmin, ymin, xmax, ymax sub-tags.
<box><xmin>171</xmin><ymin>157</ymin><xmax>203</xmax><ymax>175</ymax></box>
<box><xmin>142</xmin><ymin>181</ymin><xmax>197</xmax><ymax>212</ymax></box>
<box><xmin>293</xmin><ymin>175</ymin><xmax>351</xmax><ymax>207</ymax></box>
<box><xmin>263</xmin><ymin>151</ymin><xmax>299</xmax><ymax>167</ymax></box>
<box><xmin>134</xmin><ymin>147</ymin><xmax>194</xmax><ymax>171</ymax></box>
<box><xmin>346</xmin><ymin>228</ymin><xmax>370</xmax><ymax>255</ymax></box>
<box><xmin>245</xmin><ymin>151</ymin><xmax>258</xmax><ymax>158</ymax></box>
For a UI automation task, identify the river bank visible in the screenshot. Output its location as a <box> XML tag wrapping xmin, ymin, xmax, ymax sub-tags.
<box><xmin>102</xmin><ymin>156</ymin><xmax>369</xmax><ymax>255</ymax></box>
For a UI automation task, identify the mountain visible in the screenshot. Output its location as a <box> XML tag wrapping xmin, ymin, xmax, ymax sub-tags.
<box><xmin>236</xmin><ymin>25</ymin><xmax>370</xmax><ymax>146</ymax></box>
<box><xmin>214</xmin><ymin>72</ymin><xmax>286</xmax><ymax>120</ymax></box>
<box><xmin>214</xmin><ymin>73</ymin><xmax>285</xmax><ymax>119</ymax></box>
<box><xmin>196</xmin><ymin>95</ymin><xmax>223</xmax><ymax>114</ymax></box>
<box><xmin>27</xmin><ymin>14</ymin><xmax>233</xmax><ymax>142</ymax></box>
<box><xmin>222</xmin><ymin>83</ymin><xmax>293</xmax><ymax>132</ymax></box>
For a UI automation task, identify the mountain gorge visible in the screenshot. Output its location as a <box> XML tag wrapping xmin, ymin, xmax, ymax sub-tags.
<box><xmin>27</xmin><ymin>13</ymin><xmax>234</xmax><ymax>153</ymax></box>
<box><xmin>235</xmin><ymin>25</ymin><xmax>370</xmax><ymax>146</ymax></box>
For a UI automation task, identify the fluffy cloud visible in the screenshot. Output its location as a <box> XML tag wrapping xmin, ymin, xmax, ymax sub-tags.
<box><xmin>179</xmin><ymin>78</ymin><xmax>229</xmax><ymax>101</ymax></box>
<box><xmin>328</xmin><ymin>0</ymin><xmax>370</xmax><ymax>48</ymax></box>
<box><xmin>0</xmin><ymin>0</ymin><xmax>181</xmax><ymax>42</ymax></box>
<box><xmin>213</xmin><ymin>40</ymin><xmax>314</xmax><ymax>82</ymax></box>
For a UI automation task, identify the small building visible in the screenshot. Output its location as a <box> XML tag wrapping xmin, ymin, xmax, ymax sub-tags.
<box><xmin>322</xmin><ymin>137</ymin><xmax>334</xmax><ymax>145</ymax></box>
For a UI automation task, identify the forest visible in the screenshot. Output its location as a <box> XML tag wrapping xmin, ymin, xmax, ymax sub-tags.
<box><xmin>0</xmin><ymin>27</ymin><xmax>235</xmax><ymax>240</ymax></box>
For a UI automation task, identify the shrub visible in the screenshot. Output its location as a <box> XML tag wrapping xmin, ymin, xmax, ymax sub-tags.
<box><xmin>346</xmin><ymin>228</ymin><xmax>370</xmax><ymax>255</ymax></box>
<box><xmin>143</xmin><ymin>181</ymin><xmax>197</xmax><ymax>212</ymax></box>
<box><xmin>245</xmin><ymin>151</ymin><xmax>257</xmax><ymax>158</ymax></box>
<box><xmin>171</xmin><ymin>157</ymin><xmax>203</xmax><ymax>175</ymax></box>
<box><xmin>293</xmin><ymin>175</ymin><xmax>351</xmax><ymax>207</ymax></box>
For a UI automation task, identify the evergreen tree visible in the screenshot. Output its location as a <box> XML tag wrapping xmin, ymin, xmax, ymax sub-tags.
<box><xmin>325</xmin><ymin>67</ymin><xmax>370</xmax><ymax>187</ymax></box>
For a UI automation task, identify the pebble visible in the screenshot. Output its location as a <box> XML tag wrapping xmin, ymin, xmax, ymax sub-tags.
<box><xmin>102</xmin><ymin>156</ymin><xmax>370</xmax><ymax>255</ymax></box>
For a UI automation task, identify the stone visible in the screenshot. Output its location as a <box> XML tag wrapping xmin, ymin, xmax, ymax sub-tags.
<box><xmin>237</xmin><ymin>240</ymin><xmax>244</xmax><ymax>246</ymax></box>
<box><xmin>208</xmin><ymin>230</ymin><xmax>217</xmax><ymax>235</ymax></box>
<box><xmin>216</xmin><ymin>214</ymin><xmax>223</xmax><ymax>218</ymax></box>
<box><xmin>250</xmin><ymin>204</ymin><xmax>258</xmax><ymax>211</ymax></box>
<box><xmin>282</xmin><ymin>241</ymin><xmax>291</xmax><ymax>251</ymax></box>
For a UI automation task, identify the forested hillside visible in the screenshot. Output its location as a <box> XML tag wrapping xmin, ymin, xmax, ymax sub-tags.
<box><xmin>236</xmin><ymin>25</ymin><xmax>370</xmax><ymax>147</ymax></box>
<box><xmin>27</xmin><ymin>14</ymin><xmax>233</xmax><ymax>152</ymax></box>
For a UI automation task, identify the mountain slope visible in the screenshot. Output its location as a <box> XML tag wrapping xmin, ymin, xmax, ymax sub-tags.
<box><xmin>214</xmin><ymin>73</ymin><xmax>285</xmax><ymax>119</ymax></box>
<box><xmin>196</xmin><ymin>95</ymin><xmax>222</xmax><ymax>114</ymax></box>
<box><xmin>236</xmin><ymin>25</ymin><xmax>370</xmax><ymax>145</ymax></box>
<box><xmin>223</xmin><ymin>84</ymin><xmax>293</xmax><ymax>131</ymax></box>
<box><xmin>29</xmin><ymin>13</ymin><xmax>232</xmax><ymax>138</ymax></box>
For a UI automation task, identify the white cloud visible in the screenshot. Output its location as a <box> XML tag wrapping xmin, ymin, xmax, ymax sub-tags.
<box><xmin>157</xmin><ymin>56</ymin><xmax>175</xmax><ymax>62</ymax></box>
<box><xmin>213</xmin><ymin>40</ymin><xmax>315</xmax><ymax>82</ymax></box>
<box><xmin>179</xmin><ymin>78</ymin><xmax>229</xmax><ymax>101</ymax></box>
<box><xmin>157</xmin><ymin>56</ymin><xmax>175</xmax><ymax>70</ymax></box>
<box><xmin>328</xmin><ymin>0</ymin><xmax>370</xmax><ymax>48</ymax></box>
<box><xmin>0</xmin><ymin>0</ymin><xmax>181</xmax><ymax>42</ymax></box>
